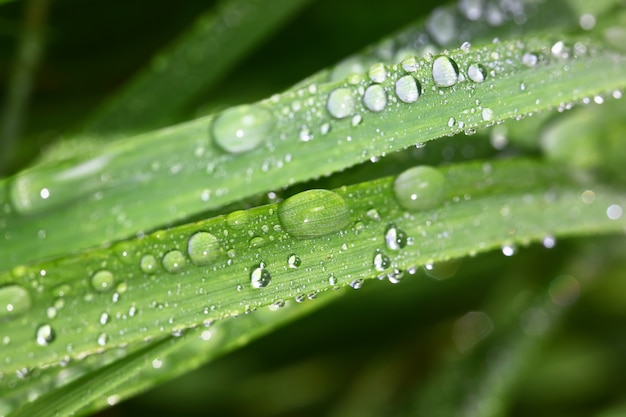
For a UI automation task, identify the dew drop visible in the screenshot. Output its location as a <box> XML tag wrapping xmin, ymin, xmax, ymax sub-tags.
<box><xmin>36</xmin><ymin>324</ymin><xmax>55</xmax><ymax>346</ymax></box>
<box><xmin>481</xmin><ymin>108</ymin><xmax>494</xmax><ymax>121</ymax></box>
<box><xmin>97</xmin><ymin>332</ymin><xmax>109</xmax><ymax>347</ymax></box>
<box><xmin>368</xmin><ymin>63</ymin><xmax>387</xmax><ymax>83</ymax></box>
<box><xmin>187</xmin><ymin>231</ymin><xmax>220</xmax><ymax>266</ymax></box>
<box><xmin>393</xmin><ymin>166</ymin><xmax>447</xmax><ymax>211</ymax></box>
<box><xmin>91</xmin><ymin>270</ymin><xmax>115</xmax><ymax>293</ymax></box>
<box><xmin>140</xmin><ymin>254</ymin><xmax>158</xmax><ymax>274</ymax></box>
<box><xmin>363</xmin><ymin>85</ymin><xmax>387</xmax><ymax>112</ymax></box>
<box><xmin>226</xmin><ymin>210</ymin><xmax>249</xmax><ymax>229</ymax></box>
<box><xmin>350</xmin><ymin>279</ymin><xmax>364</xmax><ymax>290</ymax></box>
<box><xmin>395</xmin><ymin>75</ymin><xmax>420</xmax><ymax>103</ymax></box>
<box><xmin>0</xmin><ymin>285</ymin><xmax>31</xmax><ymax>320</ymax></box>
<box><xmin>328</xmin><ymin>274</ymin><xmax>338</xmax><ymax>286</ymax></box>
<box><xmin>459</xmin><ymin>0</ymin><xmax>484</xmax><ymax>20</ymax></box>
<box><xmin>327</xmin><ymin>87</ymin><xmax>356</xmax><ymax>119</ymax></box>
<box><xmin>542</xmin><ymin>235</ymin><xmax>556</xmax><ymax>249</ymax></box>
<box><xmin>432</xmin><ymin>56</ymin><xmax>459</xmax><ymax>87</ymax></box>
<box><xmin>387</xmin><ymin>269</ymin><xmax>405</xmax><ymax>284</ymax></box>
<box><xmin>278</xmin><ymin>189</ymin><xmax>350</xmax><ymax>239</ymax></box>
<box><xmin>400</xmin><ymin>56</ymin><xmax>419</xmax><ymax>72</ymax></box>
<box><xmin>366</xmin><ymin>208</ymin><xmax>382</xmax><ymax>221</ymax></box>
<box><xmin>427</xmin><ymin>7</ymin><xmax>457</xmax><ymax>46</ymax></box>
<box><xmin>212</xmin><ymin>104</ymin><xmax>274</xmax><ymax>154</ymax></box>
<box><xmin>467</xmin><ymin>63</ymin><xmax>487</xmax><ymax>83</ymax></box>
<box><xmin>373</xmin><ymin>251</ymin><xmax>391</xmax><ymax>272</ymax></box>
<box><xmin>162</xmin><ymin>250</ymin><xmax>187</xmax><ymax>273</ymax></box>
<box><xmin>522</xmin><ymin>52</ymin><xmax>538</xmax><ymax>67</ymax></box>
<box><xmin>424</xmin><ymin>260</ymin><xmax>461</xmax><ymax>280</ymax></box>
<box><xmin>384</xmin><ymin>223</ymin><xmax>407</xmax><ymax>250</ymax></box>
<box><xmin>502</xmin><ymin>245</ymin><xmax>516</xmax><ymax>257</ymax></box>
<box><xmin>607</xmin><ymin>204</ymin><xmax>623</xmax><ymax>220</ymax></box>
<box><xmin>250</xmin><ymin>263</ymin><xmax>271</xmax><ymax>289</ymax></box>
<box><xmin>287</xmin><ymin>254</ymin><xmax>301</xmax><ymax>269</ymax></box>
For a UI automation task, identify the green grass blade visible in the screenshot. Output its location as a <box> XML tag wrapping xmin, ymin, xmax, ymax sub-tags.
<box><xmin>1</xmin><ymin>158</ymin><xmax>625</xmax><ymax>376</ymax></box>
<box><xmin>2</xmin><ymin>34</ymin><xmax>625</xmax><ymax>267</ymax></box>
<box><xmin>78</xmin><ymin>0</ymin><xmax>311</xmax><ymax>136</ymax></box>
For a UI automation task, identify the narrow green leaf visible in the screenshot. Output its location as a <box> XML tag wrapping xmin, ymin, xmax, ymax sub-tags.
<box><xmin>1</xmin><ymin>158</ymin><xmax>624</xmax><ymax>376</ymax></box>
<box><xmin>2</xmin><ymin>35</ymin><xmax>625</xmax><ymax>267</ymax></box>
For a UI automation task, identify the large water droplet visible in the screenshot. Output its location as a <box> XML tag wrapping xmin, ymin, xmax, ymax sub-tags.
<box><xmin>226</xmin><ymin>210</ymin><xmax>250</xmax><ymax>229</ymax></box>
<box><xmin>140</xmin><ymin>254</ymin><xmax>158</xmax><ymax>274</ymax></box>
<box><xmin>287</xmin><ymin>254</ymin><xmax>301</xmax><ymax>269</ymax></box>
<box><xmin>368</xmin><ymin>63</ymin><xmax>387</xmax><ymax>83</ymax></box>
<box><xmin>250</xmin><ymin>262</ymin><xmax>271</xmax><ymax>288</ymax></box>
<box><xmin>363</xmin><ymin>85</ymin><xmax>387</xmax><ymax>112</ymax></box>
<box><xmin>278</xmin><ymin>189</ymin><xmax>350</xmax><ymax>239</ymax></box>
<box><xmin>393</xmin><ymin>166</ymin><xmax>447</xmax><ymax>211</ymax></box>
<box><xmin>162</xmin><ymin>250</ymin><xmax>187</xmax><ymax>273</ymax></box>
<box><xmin>327</xmin><ymin>88</ymin><xmax>356</xmax><ymax>119</ymax></box>
<box><xmin>384</xmin><ymin>224</ymin><xmax>408</xmax><ymax>250</ymax></box>
<box><xmin>395</xmin><ymin>75</ymin><xmax>420</xmax><ymax>103</ymax></box>
<box><xmin>91</xmin><ymin>270</ymin><xmax>115</xmax><ymax>293</ymax></box>
<box><xmin>36</xmin><ymin>324</ymin><xmax>55</xmax><ymax>346</ymax></box>
<box><xmin>432</xmin><ymin>56</ymin><xmax>459</xmax><ymax>87</ymax></box>
<box><xmin>187</xmin><ymin>231</ymin><xmax>220</xmax><ymax>266</ymax></box>
<box><xmin>0</xmin><ymin>285</ymin><xmax>31</xmax><ymax>320</ymax></box>
<box><xmin>212</xmin><ymin>105</ymin><xmax>274</xmax><ymax>154</ymax></box>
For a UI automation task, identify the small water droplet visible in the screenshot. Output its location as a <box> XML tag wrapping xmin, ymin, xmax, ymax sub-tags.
<box><xmin>501</xmin><ymin>244</ymin><xmax>516</xmax><ymax>256</ymax></box>
<box><xmin>226</xmin><ymin>210</ymin><xmax>250</xmax><ymax>229</ymax></box>
<box><xmin>366</xmin><ymin>208</ymin><xmax>382</xmax><ymax>221</ymax></box>
<box><xmin>459</xmin><ymin>0</ymin><xmax>483</xmax><ymax>21</ymax></box>
<box><xmin>427</xmin><ymin>7</ymin><xmax>456</xmax><ymax>46</ymax></box>
<box><xmin>373</xmin><ymin>251</ymin><xmax>391</xmax><ymax>271</ymax></box>
<box><xmin>99</xmin><ymin>312</ymin><xmax>109</xmax><ymax>325</ymax></box>
<box><xmin>387</xmin><ymin>269</ymin><xmax>405</xmax><ymax>284</ymax></box>
<box><xmin>481</xmin><ymin>108</ymin><xmax>494</xmax><ymax>121</ymax></box>
<box><xmin>162</xmin><ymin>250</ymin><xmax>187</xmax><ymax>273</ymax></box>
<box><xmin>328</xmin><ymin>274</ymin><xmax>338</xmax><ymax>286</ymax></box>
<box><xmin>320</xmin><ymin>122</ymin><xmax>331</xmax><ymax>135</ymax></box>
<box><xmin>278</xmin><ymin>189</ymin><xmax>350</xmax><ymax>239</ymax></box>
<box><xmin>0</xmin><ymin>285</ymin><xmax>31</xmax><ymax>320</ymax></box>
<box><xmin>384</xmin><ymin>224</ymin><xmax>407</xmax><ymax>250</ymax></box>
<box><xmin>368</xmin><ymin>62</ymin><xmax>387</xmax><ymax>83</ymax></box>
<box><xmin>395</xmin><ymin>75</ymin><xmax>420</xmax><ymax>103</ymax></box>
<box><xmin>424</xmin><ymin>260</ymin><xmax>461</xmax><ymax>280</ymax></box>
<box><xmin>542</xmin><ymin>235</ymin><xmax>556</xmax><ymax>249</ymax></box>
<box><xmin>400</xmin><ymin>55</ymin><xmax>419</xmax><ymax>72</ymax></box>
<box><xmin>287</xmin><ymin>254</ymin><xmax>301</xmax><ymax>269</ymax></box>
<box><xmin>188</xmin><ymin>232</ymin><xmax>220</xmax><ymax>266</ymax></box>
<box><xmin>393</xmin><ymin>166</ymin><xmax>447</xmax><ymax>211</ymax></box>
<box><xmin>522</xmin><ymin>52</ymin><xmax>538</xmax><ymax>67</ymax></box>
<box><xmin>350</xmin><ymin>279</ymin><xmax>364</xmax><ymax>290</ymax></box>
<box><xmin>91</xmin><ymin>270</ymin><xmax>115</xmax><ymax>293</ymax></box>
<box><xmin>140</xmin><ymin>254</ymin><xmax>158</xmax><ymax>274</ymax></box>
<box><xmin>363</xmin><ymin>85</ymin><xmax>387</xmax><ymax>112</ymax></box>
<box><xmin>351</xmin><ymin>114</ymin><xmax>362</xmax><ymax>126</ymax></box>
<box><xmin>36</xmin><ymin>324</ymin><xmax>55</xmax><ymax>346</ymax></box>
<box><xmin>327</xmin><ymin>87</ymin><xmax>356</xmax><ymax>119</ymax></box>
<box><xmin>467</xmin><ymin>63</ymin><xmax>487</xmax><ymax>83</ymax></box>
<box><xmin>250</xmin><ymin>262</ymin><xmax>271</xmax><ymax>288</ymax></box>
<box><xmin>432</xmin><ymin>56</ymin><xmax>459</xmax><ymax>87</ymax></box>
<box><xmin>212</xmin><ymin>105</ymin><xmax>274</xmax><ymax>154</ymax></box>
<box><xmin>97</xmin><ymin>332</ymin><xmax>108</xmax><ymax>347</ymax></box>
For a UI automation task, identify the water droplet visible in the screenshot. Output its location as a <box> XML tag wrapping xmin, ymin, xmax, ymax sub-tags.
<box><xmin>393</xmin><ymin>166</ymin><xmax>447</xmax><ymax>211</ymax></box>
<box><xmin>427</xmin><ymin>7</ymin><xmax>456</xmax><ymax>46</ymax></box>
<box><xmin>579</xmin><ymin>13</ymin><xmax>596</xmax><ymax>31</ymax></box>
<box><xmin>97</xmin><ymin>332</ymin><xmax>108</xmax><ymax>347</ymax></box>
<box><xmin>542</xmin><ymin>235</ymin><xmax>556</xmax><ymax>249</ymax></box>
<box><xmin>384</xmin><ymin>224</ymin><xmax>407</xmax><ymax>250</ymax></box>
<box><xmin>226</xmin><ymin>210</ymin><xmax>250</xmax><ymax>230</ymax></box>
<box><xmin>395</xmin><ymin>75</ymin><xmax>420</xmax><ymax>103</ymax></box>
<box><xmin>373</xmin><ymin>251</ymin><xmax>391</xmax><ymax>271</ymax></box>
<box><xmin>387</xmin><ymin>269</ymin><xmax>405</xmax><ymax>284</ymax></box>
<box><xmin>363</xmin><ymin>85</ymin><xmax>387</xmax><ymax>112</ymax></box>
<box><xmin>522</xmin><ymin>52</ymin><xmax>538</xmax><ymax>67</ymax></box>
<box><xmin>327</xmin><ymin>87</ymin><xmax>356</xmax><ymax>119</ymax></box>
<box><xmin>140</xmin><ymin>254</ymin><xmax>158</xmax><ymax>274</ymax></box>
<box><xmin>424</xmin><ymin>260</ymin><xmax>461</xmax><ymax>280</ymax></box>
<box><xmin>212</xmin><ymin>105</ymin><xmax>274</xmax><ymax>154</ymax></box>
<box><xmin>287</xmin><ymin>254</ymin><xmax>301</xmax><ymax>269</ymax></box>
<box><xmin>607</xmin><ymin>204</ymin><xmax>623</xmax><ymax>220</ymax></box>
<box><xmin>99</xmin><ymin>312</ymin><xmax>109</xmax><ymax>325</ymax></box>
<box><xmin>0</xmin><ymin>285</ymin><xmax>31</xmax><ymax>320</ymax></box>
<box><xmin>187</xmin><ymin>232</ymin><xmax>220</xmax><ymax>266</ymax></box>
<box><xmin>481</xmin><ymin>108</ymin><xmax>494</xmax><ymax>121</ymax></box>
<box><xmin>91</xmin><ymin>270</ymin><xmax>115</xmax><ymax>293</ymax></box>
<box><xmin>400</xmin><ymin>56</ymin><xmax>419</xmax><ymax>72</ymax></box>
<box><xmin>250</xmin><ymin>262</ymin><xmax>271</xmax><ymax>288</ymax></box>
<box><xmin>467</xmin><ymin>63</ymin><xmax>487</xmax><ymax>83</ymax></box>
<box><xmin>278</xmin><ymin>189</ymin><xmax>350</xmax><ymax>239</ymax></box>
<box><xmin>368</xmin><ymin>63</ymin><xmax>387</xmax><ymax>83</ymax></box>
<box><xmin>351</xmin><ymin>114</ymin><xmax>362</xmax><ymax>126</ymax></box>
<box><xmin>350</xmin><ymin>279</ymin><xmax>364</xmax><ymax>290</ymax></box>
<box><xmin>36</xmin><ymin>324</ymin><xmax>55</xmax><ymax>346</ymax></box>
<box><xmin>432</xmin><ymin>56</ymin><xmax>459</xmax><ymax>87</ymax></box>
<box><xmin>501</xmin><ymin>244</ymin><xmax>516</xmax><ymax>256</ymax></box>
<box><xmin>328</xmin><ymin>274</ymin><xmax>338</xmax><ymax>286</ymax></box>
<box><xmin>162</xmin><ymin>250</ymin><xmax>187</xmax><ymax>273</ymax></box>
<box><xmin>366</xmin><ymin>208</ymin><xmax>382</xmax><ymax>221</ymax></box>
<box><xmin>459</xmin><ymin>0</ymin><xmax>484</xmax><ymax>20</ymax></box>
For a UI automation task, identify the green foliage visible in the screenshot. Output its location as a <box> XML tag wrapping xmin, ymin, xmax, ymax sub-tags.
<box><xmin>1</xmin><ymin>0</ymin><xmax>626</xmax><ymax>416</ymax></box>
